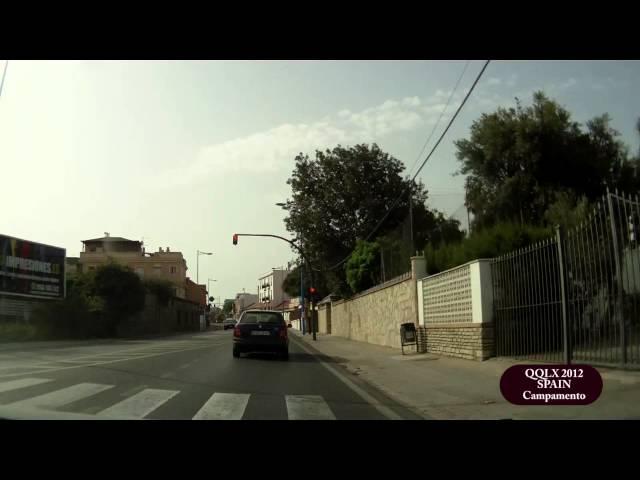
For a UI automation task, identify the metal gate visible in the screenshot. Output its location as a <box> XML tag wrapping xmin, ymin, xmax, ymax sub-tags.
<box><xmin>492</xmin><ymin>190</ymin><xmax>640</xmax><ymax>367</ymax></box>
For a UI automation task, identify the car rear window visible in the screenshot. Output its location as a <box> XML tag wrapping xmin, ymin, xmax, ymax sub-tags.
<box><xmin>239</xmin><ymin>312</ymin><xmax>285</xmax><ymax>325</ymax></box>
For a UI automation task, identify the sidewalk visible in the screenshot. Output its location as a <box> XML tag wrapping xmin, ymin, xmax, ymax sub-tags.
<box><xmin>290</xmin><ymin>330</ymin><xmax>640</xmax><ymax>420</ymax></box>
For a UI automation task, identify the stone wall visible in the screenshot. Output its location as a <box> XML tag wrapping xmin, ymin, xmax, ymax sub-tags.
<box><xmin>330</xmin><ymin>272</ymin><xmax>416</xmax><ymax>348</ymax></box>
<box><xmin>318</xmin><ymin>304</ymin><xmax>329</xmax><ymax>334</ymax></box>
<box><xmin>417</xmin><ymin>323</ymin><xmax>494</xmax><ymax>360</ymax></box>
<box><xmin>117</xmin><ymin>294</ymin><xmax>201</xmax><ymax>337</ymax></box>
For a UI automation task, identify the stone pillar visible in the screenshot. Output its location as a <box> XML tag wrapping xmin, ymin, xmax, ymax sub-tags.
<box><xmin>469</xmin><ymin>259</ymin><xmax>493</xmax><ymax>324</ymax></box>
<box><xmin>410</xmin><ymin>256</ymin><xmax>426</xmax><ymax>281</ymax></box>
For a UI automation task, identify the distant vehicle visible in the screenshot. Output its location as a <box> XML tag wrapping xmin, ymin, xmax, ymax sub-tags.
<box><xmin>223</xmin><ymin>318</ymin><xmax>237</xmax><ymax>330</ymax></box>
<box><xmin>232</xmin><ymin>310</ymin><xmax>291</xmax><ymax>360</ymax></box>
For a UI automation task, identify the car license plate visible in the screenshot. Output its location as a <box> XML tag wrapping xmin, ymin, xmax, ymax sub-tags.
<box><xmin>251</xmin><ymin>331</ymin><xmax>270</xmax><ymax>336</ymax></box>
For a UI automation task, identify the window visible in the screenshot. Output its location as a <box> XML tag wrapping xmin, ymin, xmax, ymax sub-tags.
<box><xmin>88</xmin><ymin>266</ymin><xmax>95</xmax><ymax>271</ymax></box>
<box><xmin>170</xmin><ymin>266</ymin><xmax>176</xmax><ymax>274</ymax></box>
<box><xmin>135</xmin><ymin>267</ymin><xmax>144</xmax><ymax>278</ymax></box>
<box><xmin>153</xmin><ymin>266</ymin><xmax>162</xmax><ymax>276</ymax></box>
<box><xmin>240</xmin><ymin>312</ymin><xmax>284</xmax><ymax>325</ymax></box>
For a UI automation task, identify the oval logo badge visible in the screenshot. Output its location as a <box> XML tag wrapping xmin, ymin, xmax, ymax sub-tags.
<box><xmin>500</xmin><ymin>365</ymin><xmax>603</xmax><ymax>405</ymax></box>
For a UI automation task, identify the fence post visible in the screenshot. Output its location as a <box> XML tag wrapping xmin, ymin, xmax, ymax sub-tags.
<box><xmin>606</xmin><ymin>192</ymin><xmax>627</xmax><ymax>364</ymax></box>
<box><xmin>555</xmin><ymin>225</ymin><xmax>571</xmax><ymax>364</ymax></box>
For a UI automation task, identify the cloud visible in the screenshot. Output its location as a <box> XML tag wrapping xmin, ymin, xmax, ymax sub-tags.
<box><xmin>153</xmin><ymin>95</ymin><xmax>436</xmax><ymax>187</ymax></box>
<box><xmin>486</xmin><ymin>77</ymin><xmax>502</xmax><ymax>86</ymax></box>
<box><xmin>559</xmin><ymin>77</ymin><xmax>577</xmax><ymax>89</ymax></box>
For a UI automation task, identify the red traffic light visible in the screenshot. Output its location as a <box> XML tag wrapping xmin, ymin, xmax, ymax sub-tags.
<box><xmin>232</xmin><ymin>234</ymin><xmax>238</xmax><ymax>245</ymax></box>
<box><xmin>308</xmin><ymin>287</ymin><xmax>317</xmax><ymax>295</ymax></box>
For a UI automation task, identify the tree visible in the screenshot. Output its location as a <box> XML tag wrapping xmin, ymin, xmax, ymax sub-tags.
<box><xmin>282</xmin><ymin>143</ymin><xmax>450</xmax><ymax>296</ymax></box>
<box><xmin>222</xmin><ymin>299</ymin><xmax>234</xmax><ymax>316</ymax></box>
<box><xmin>93</xmin><ymin>263</ymin><xmax>146</xmax><ymax>335</ymax></box>
<box><xmin>143</xmin><ymin>278</ymin><xmax>174</xmax><ymax>306</ymax></box>
<box><xmin>345</xmin><ymin>240</ymin><xmax>381</xmax><ymax>293</ymax></box>
<box><xmin>455</xmin><ymin>91</ymin><xmax>640</xmax><ymax>230</ymax></box>
<box><xmin>282</xmin><ymin>264</ymin><xmax>303</xmax><ymax>298</ymax></box>
<box><xmin>543</xmin><ymin>191</ymin><xmax>590</xmax><ymax>229</ymax></box>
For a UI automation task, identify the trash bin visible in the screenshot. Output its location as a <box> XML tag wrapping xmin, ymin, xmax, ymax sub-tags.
<box><xmin>400</xmin><ymin>323</ymin><xmax>417</xmax><ymax>355</ymax></box>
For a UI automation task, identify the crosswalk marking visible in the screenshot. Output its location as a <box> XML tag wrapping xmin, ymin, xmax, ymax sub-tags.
<box><xmin>285</xmin><ymin>395</ymin><xmax>336</xmax><ymax>420</ymax></box>
<box><xmin>0</xmin><ymin>377</ymin><xmax>52</xmax><ymax>393</ymax></box>
<box><xmin>192</xmin><ymin>393</ymin><xmax>250</xmax><ymax>420</ymax></box>
<box><xmin>1</xmin><ymin>379</ymin><xmax>343</xmax><ymax>420</ymax></box>
<box><xmin>7</xmin><ymin>382</ymin><xmax>113</xmax><ymax>409</ymax></box>
<box><xmin>98</xmin><ymin>388</ymin><xmax>179</xmax><ymax>418</ymax></box>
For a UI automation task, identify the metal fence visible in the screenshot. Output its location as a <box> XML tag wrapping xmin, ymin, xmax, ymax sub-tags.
<box><xmin>492</xmin><ymin>190</ymin><xmax>640</xmax><ymax>367</ymax></box>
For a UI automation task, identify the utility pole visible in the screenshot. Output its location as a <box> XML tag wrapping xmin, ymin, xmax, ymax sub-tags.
<box><xmin>409</xmin><ymin>188</ymin><xmax>414</xmax><ymax>253</ymax></box>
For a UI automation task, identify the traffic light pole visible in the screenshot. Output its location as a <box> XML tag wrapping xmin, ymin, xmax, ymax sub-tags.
<box><xmin>233</xmin><ymin>233</ymin><xmax>317</xmax><ymax>341</ymax></box>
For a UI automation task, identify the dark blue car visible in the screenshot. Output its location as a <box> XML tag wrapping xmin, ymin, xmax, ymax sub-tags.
<box><xmin>232</xmin><ymin>310</ymin><xmax>291</xmax><ymax>360</ymax></box>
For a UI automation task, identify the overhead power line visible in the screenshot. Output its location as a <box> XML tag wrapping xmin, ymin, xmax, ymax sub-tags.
<box><xmin>318</xmin><ymin>60</ymin><xmax>491</xmax><ymax>272</ymax></box>
<box><xmin>0</xmin><ymin>61</ymin><xmax>8</xmax><ymax>99</ymax></box>
<box><xmin>407</xmin><ymin>60</ymin><xmax>470</xmax><ymax>178</ymax></box>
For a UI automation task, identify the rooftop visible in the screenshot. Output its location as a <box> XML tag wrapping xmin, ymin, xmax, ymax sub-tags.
<box><xmin>82</xmin><ymin>236</ymin><xmax>140</xmax><ymax>244</ymax></box>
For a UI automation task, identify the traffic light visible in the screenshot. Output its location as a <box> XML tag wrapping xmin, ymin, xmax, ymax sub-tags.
<box><xmin>308</xmin><ymin>287</ymin><xmax>317</xmax><ymax>300</ymax></box>
<box><xmin>232</xmin><ymin>234</ymin><xmax>238</xmax><ymax>245</ymax></box>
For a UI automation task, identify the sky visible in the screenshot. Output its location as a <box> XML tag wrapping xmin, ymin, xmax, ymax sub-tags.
<box><xmin>1</xmin><ymin>60</ymin><xmax>639</xmax><ymax>302</ymax></box>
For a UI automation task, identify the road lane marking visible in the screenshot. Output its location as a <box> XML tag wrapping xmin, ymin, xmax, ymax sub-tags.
<box><xmin>8</xmin><ymin>383</ymin><xmax>113</xmax><ymax>409</ymax></box>
<box><xmin>192</xmin><ymin>393</ymin><xmax>250</xmax><ymax>420</ymax></box>
<box><xmin>0</xmin><ymin>377</ymin><xmax>52</xmax><ymax>393</ymax></box>
<box><xmin>286</xmin><ymin>395</ymin><xmax>336</xmax><ymax>420</ymax></box>
<box><xmin>289</xmin><ymin>336</ymin><xmax>403</xmax><ymax>420</ymax></box>
<box><xmin>0</xmin><ymin>343</ymin><xmax>225</xmax><ymax>379</ymax></box>
<box><xmin>98</xmin><ymin>388</ymin><xmax>179</xmax><ymax>418</ymax></box>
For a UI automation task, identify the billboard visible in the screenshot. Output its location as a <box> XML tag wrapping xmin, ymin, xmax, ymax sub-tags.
<box><xmin>0</xmin><ymin>234</ymin><xmax>66</xmax><ymax>299</ymax></box>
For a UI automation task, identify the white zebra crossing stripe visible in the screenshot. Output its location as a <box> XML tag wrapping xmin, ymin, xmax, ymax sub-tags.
<box><xmin>0</xmin><ymin>377</ymin><xmax>52</xmax><ymax>393</ymax></box>
<box><xmin>192</xmin><ymin>393</ymin><xmax>250</xmax><ymax>420</ymax></box>
<box><xmin>285</xmin><ymin>395</ymin><xmax>336</xmax><ymax>420</ymax></box>
<box><xmin>7</xmin><ymin>383</ymin><xmax>113</xmax><ymax>409</ymax></box>
<box><xmin>98</xmin><ymin>388</ymin><xmax>179</xmax><ymax>418</ymax></box>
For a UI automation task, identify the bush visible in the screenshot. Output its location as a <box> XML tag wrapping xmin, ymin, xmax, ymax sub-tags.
<box><xmin>0</xmin><ymin>322</ymin><xmax>41</xmax><ymax>342</ymax></box>
<box><xmin>94</xmin><ymin>263</ymin><xmax>146</xmax><ymax>335</ymax></box>
<box><xmin>345</xmin><ymin>240</ymin><xmax>381</xmax><ymax>293</ymax></box>
<box><xmin>424</xmin><ymin>222</ymin><xmax>552</xmax><ymax>274</ymax></box>
<box><xmin>31</xmin><ymin>263</ymin><xmax>146</xmax><ymax>340</ymax></box>
<box><xmin>143</xmin><ymin>278</ymin><xmax>174</xmax><ymax>306</ymax></box>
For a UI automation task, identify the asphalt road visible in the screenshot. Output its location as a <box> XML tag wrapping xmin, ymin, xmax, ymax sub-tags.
<box><xmin>0</xmin><ymin>329</ymin><xmax>421</xmax><ymax>420</ymax></box>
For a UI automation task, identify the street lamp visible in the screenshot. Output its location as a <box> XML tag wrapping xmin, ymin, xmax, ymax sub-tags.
<box><xmin>196</xmin><ymin>250</ymin><xmax>213</xmax><ymax>284</ymax></box>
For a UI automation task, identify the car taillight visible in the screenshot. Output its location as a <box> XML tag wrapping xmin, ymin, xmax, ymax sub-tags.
<box><xmin>279</xmin><ymin>327</ymin><xmax>287</xmax><ymax>339</ymax></box>
<box><xmin>233</xmin><ymin>326</ymin><xmax>241</xmax><ymax>337</ymax></box>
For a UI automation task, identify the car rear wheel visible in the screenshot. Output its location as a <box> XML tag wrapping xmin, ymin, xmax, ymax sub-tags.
<box><xmin>233</xmin><ymin>346</ymin><xmax>240</xmax><ymax>358</ymax></box>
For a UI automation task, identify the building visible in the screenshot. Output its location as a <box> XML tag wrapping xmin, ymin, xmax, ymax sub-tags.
<box><xmin>257</xmin><ymin>268</ymin><xmax>291</xmax><ymax>306</ymax></box>
<box><xmin>78</xmin><ymin>234</ymin><xmax>188</xmax><ymax>298</ymax></box>
<box><xmin>65</xmin><ymin>257</ymin><xmax>79</xmax><ymax>277</ymax></box>
<box><xmin>185</xmin><ymin>277</ymin><xmax>207</xmax><ymax>307</ymax></box>
<box><xmin>233</xmin><ymin>292</ymin><xmax>258</xmax><ymax>319</ymax></box>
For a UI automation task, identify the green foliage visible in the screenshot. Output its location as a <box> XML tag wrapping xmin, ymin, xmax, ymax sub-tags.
<box><xmin>345</xmin><ymin>240</ymin><xmax>381</xmax><ymax>293</ymax></box>
<box><xmin>455</xmin><ymin>91</ymin><xmax>640</xmax><ymax>229</ymax></box>
<box><xmin>282</xmin><ymin>264</ymin><xmax>303</xmax><ymax>298</ymax></box>
<box><xmin>143</xmin><ymin>278</ymin><xmax>174</xmax><ymax>306</ymax></box>
<box><xmin>32</xmin><ymin>264</ymin><xmax>146</xmax><ymax>340</ymax></box>
<box><xmin>222</xmin><ymin>299</ymin><xmax>234</xmax><ymax>315</ymax></box>
<box><xmin>94</xmin><ymin>263</ymin><xmax>145</xmax><ymax>321</ymax></box>
<box><xmin>0</xmin><ymin>322</ymin><xmax>41</xmax><ymax>342</ymax></box>
<box><xmin>282</xmin><ymin>143</ymin><xmax>459</xmax><ymax>296</ymax></box>
<box><xmin>543</xmin><ymin>191</ymin><xmax>591</xmax><ymax>229</ymax></box>
<box><xmin>424</xmin><ymin>222</ymin><xmax>552</xmax><ymax>275</ymax></box>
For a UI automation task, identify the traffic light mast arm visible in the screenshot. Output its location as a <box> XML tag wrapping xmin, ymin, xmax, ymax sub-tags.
<box><xmin>232</xmin><ymin>233</ymin><xmax>314</xmax><ymax>272</ymax></box>
<box><xmin>232</xmin><ymin>232</ymin><xmax>318</xmax><ymax>340</ymax></box>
